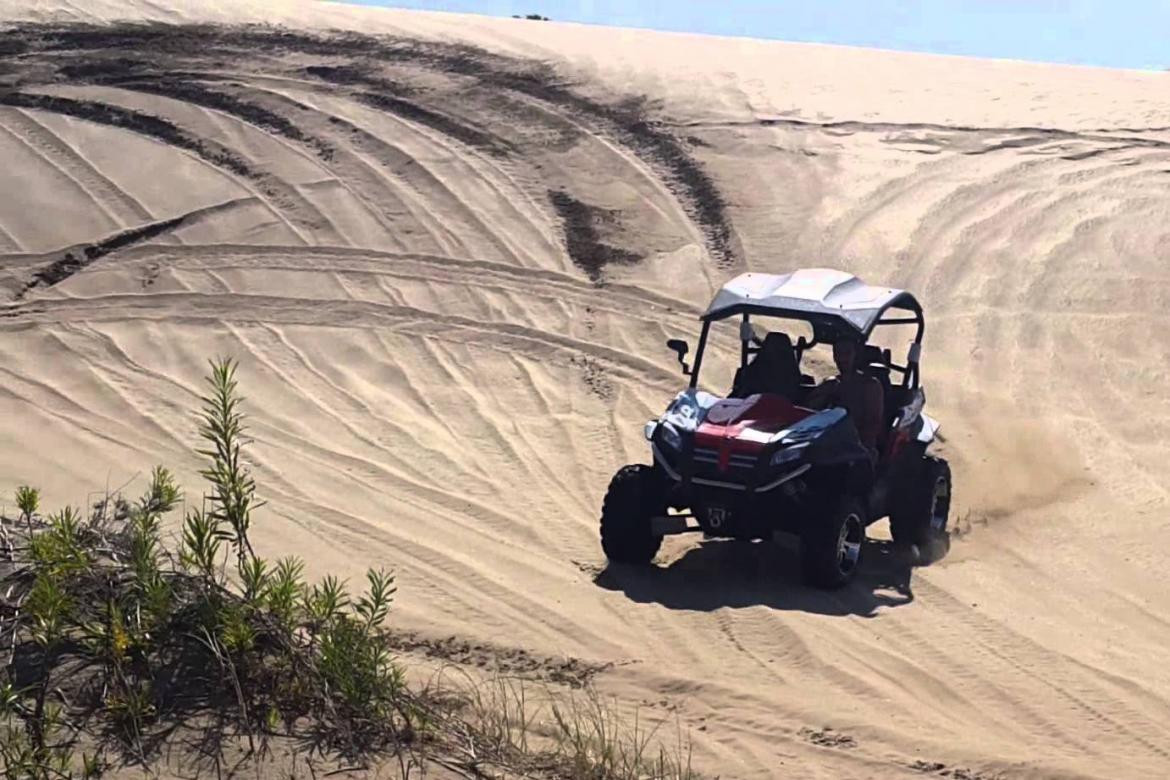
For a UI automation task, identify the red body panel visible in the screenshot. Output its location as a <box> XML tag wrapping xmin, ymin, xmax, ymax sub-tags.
<box><xmin>694</xmin><ymin>394</ymin><xmax>814</xmax><ymax>472</ymax></box>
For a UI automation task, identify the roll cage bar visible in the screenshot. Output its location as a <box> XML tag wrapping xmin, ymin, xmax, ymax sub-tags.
<box><xmin>686</xmin><ymin>297</ymin><xmax>925</xmax><ymax>391</ymax></box>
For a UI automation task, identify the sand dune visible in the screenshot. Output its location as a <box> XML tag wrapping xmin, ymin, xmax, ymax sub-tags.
<box><xmin>1</xmin><ymin>3</ymin><xmax>1169</xmax><ymax>778</ymax></box>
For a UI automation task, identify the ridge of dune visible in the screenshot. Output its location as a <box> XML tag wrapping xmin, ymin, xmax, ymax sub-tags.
<box><xmin>1</xmin><ymin>3</ymin><xmax>1168</xmax><ymax>778</ymax></box>
<box><xmin>4</xmin><ymin>0</ymin><xmax>1170</xmax><ymax>130</ymax></box>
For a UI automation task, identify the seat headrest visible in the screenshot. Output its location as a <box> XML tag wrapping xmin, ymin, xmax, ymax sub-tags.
<box><xmin>760</xmin><ymin>331</ymin><xmax>794</xmax><ymax>354</ymax></box>
<box><xmin>860</xmin><ymin>344</ymin><xmax>887</xmax><ymax>367</ymax></box>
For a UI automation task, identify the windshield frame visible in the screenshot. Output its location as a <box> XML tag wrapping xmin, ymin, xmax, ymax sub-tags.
<box><xmin>687</xmin><ymin>304</ymin><xmax>925</xmax><ymax>391</ymax></box>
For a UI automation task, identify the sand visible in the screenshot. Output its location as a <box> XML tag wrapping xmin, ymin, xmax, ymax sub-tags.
<box><xmin>1</xmin><ymin>2</ymin><xmax>1168</xmax><ymax>778</ymax></box>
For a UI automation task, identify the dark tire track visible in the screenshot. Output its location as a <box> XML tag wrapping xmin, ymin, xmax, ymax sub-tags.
<box><xmin>21</xmin><ymin>214</ymin><xmax>186</xmax><ymax>296</ymax></box>
<box><xmin>548</xmin><ymin>190</ymin><xmax>642</xmax><ymax>282</ymax></box>
<box><xmin>1</xmin><ymin>89</ymin><xmax>350</xmax><ymax>242</ymax></box>
<box><xmin>7</xmin><ymin>21</ymin><xmax>740</xmax><ymax>271</ymax></box>
<box><xmin>103</xmin><ymin>75</ymin><xmax>338</xmax><ymax>161</ymax></box>
<box><xmin>302</xmin><ymin>64</ymin><xmax>509</xmax><ymax>155</ymax></box>
<box><xmin>0</xmin><ymin>91</ymin><xmax>254</xmax><ymax>176</ymax></box>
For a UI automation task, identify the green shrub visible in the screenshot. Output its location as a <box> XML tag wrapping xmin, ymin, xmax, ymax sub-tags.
<box><xmin>0</xmin><ymin>356</ymin><xmax>700</xmax><ymax>778</ymax></box>
<box><xmin>15</xmin><ymin>484</ymin><xmax>39</xmax><ymax>525</ymax></box>
<box><xmin>28</xmin><ymin>506</ymin><xmax>88</xmax><ymax>576</ymax></box>
<box><xmin>197</xmin><ymin>356</ymin><xmax>263</xmax><ymax>572</ymax></box>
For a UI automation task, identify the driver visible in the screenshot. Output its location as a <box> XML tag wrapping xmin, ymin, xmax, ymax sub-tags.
<box><xmin>806</xmin><ymin>338</ymin><xmax>884</xmax><ymax>462</ymax></box>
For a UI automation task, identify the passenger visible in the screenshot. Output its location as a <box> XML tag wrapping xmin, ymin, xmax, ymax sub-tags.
<box><xmin>806</xmin><ymin>339</ymin><xmax>884</xmax><ymax>461</ymax></box>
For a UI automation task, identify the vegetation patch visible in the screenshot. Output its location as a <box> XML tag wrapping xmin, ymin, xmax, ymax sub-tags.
<box><xmin>0</xmin><ymin>358</ymin><xmax>701</xmax><ymax>779</ymax></box>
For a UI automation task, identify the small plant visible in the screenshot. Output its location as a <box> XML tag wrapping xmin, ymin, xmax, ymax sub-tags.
<box><xmin>141</xmin><ymin>464</ymin><xmax>180</xmax><ymax>515</ymax></box>
<box><xmin>16</xmin><ymin>484</ymin><xmax>39</xmax><ymax>528</ymax></box>
<box><xmin>24</xmin><ymin>561</ymin><xmax>71</xmax><ymax>762</ymax></box>
<box><xmin>28</xmin><ymin>506</ymin><xmax>89</xmax><ymax>577</ymax></box>
<box><xmin>264</xmin><ymin>556</ymin><xmax>304</xmax><ymax>634</ymax></box>
<box><xmin>304</xmin><ymin>574</ymin><xmax>349</xmax><ymax>650</ymax></box>
<box><xmin>355</xmin><ymin>567</ymin><xmax>395</xmax><ymax>634</ymax></box>
<box><xmin>240</xmin><ymin>555</ymin><xmax>270</xmax><ymax>608</ymax></box>
<box><xmin>128</xmin><ymin>467</ymin><xmax>178</xmax><ymax>630</ymax></box>
<box><xmin>179</xmin><ymin>505</ymin><xmax>226</xmax><ymax>584</ymax></box>
<box><xmin>0</xmin><ymin>697</ymin><xmax>85</xmax><ymax>779</ymax></box>
<box><xmin>317</xmin><ymin>605</ymin><xmax>403</xmax><ymax>732</ymax></box>
<box><xmin>198</xmin><ymin>356</ymin><xmax>264</xmax><ymax>572</ymax></box>
<box><xmin>451</xmin><ymin>672</ymin><xmax>700</xmax><ymax>780</ymax></box>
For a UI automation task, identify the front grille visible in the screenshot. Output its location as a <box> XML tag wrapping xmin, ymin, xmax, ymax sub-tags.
<box><xmin>693</xmin><ymin>447</ymin><xmax>756</xmax><ymax>470</ymax></box>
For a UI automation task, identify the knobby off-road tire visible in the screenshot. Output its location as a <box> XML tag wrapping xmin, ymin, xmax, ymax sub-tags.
<box><xmin>600</xmin><ymin>464</ymin><xmax>666</xmax><ymax>564</ymax></box>
<box><xmin>801</xmin><ymin>497</ymin><xmax>866</xmax><ymax>589</ymax></box>
<box><xmin>890</xmin><ymin>455</ymin><xmax>952</xmax><ymax>562</ymax></box>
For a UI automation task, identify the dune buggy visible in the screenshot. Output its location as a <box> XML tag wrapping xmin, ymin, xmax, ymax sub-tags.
<box><xmin>600</xmin><ymin>268</ymin><xmax>951</xmax><ymax>588</ymax></box>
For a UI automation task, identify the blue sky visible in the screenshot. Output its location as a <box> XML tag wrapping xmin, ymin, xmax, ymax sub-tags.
<box><xmin>344</xmin><ymin>1</ymin><xmax>1170</xmax><ymax>71</ymax></box>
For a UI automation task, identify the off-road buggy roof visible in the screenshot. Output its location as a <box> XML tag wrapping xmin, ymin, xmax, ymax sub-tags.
<box><xmin>703</xmin><ymin>268</ymin><xmax>922</xmax><ymax>340</ymax></box>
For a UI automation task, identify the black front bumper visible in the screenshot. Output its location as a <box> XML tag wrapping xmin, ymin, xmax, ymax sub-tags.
<box><xmin>652</xmin><ymin>442</ymin><xmax>810</xmax><ymax>495</ymax></box>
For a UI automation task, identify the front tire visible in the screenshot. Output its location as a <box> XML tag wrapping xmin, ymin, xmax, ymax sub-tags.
<box><xmin>801</xmin><ymin>497</ymin><xmax>866</xmax><ymax>589</ymax></box>
<box><xmin>600</xmin><ymin>464</ymin><xmax>665</xmax><ymax>564</ymax></box>
<box><xmin>890</xmin><ymin>455</ymin><xmax>951</xmax><ymax>562</ymax></box>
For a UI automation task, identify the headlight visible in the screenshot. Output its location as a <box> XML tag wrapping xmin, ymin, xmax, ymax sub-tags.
<box><xmin>658</xmin><ymin>422</ymin><xmax>683</xmax><ymax>450</ymax></box>
<box><xmin>770</xmin><ymin>443</ymin><xmax>807</xmax><ymax>466</ymax></box>
<box><xmin>643</xmin><ymin>421</ymin><xmax>657</xmax><ymax>441</ymax></box>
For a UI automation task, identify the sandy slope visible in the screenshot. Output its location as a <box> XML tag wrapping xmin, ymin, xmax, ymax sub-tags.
<box><xmin>1</xmin><ymin>3</ymin><xmax>1169</xmax><ymax>778</ymax></box>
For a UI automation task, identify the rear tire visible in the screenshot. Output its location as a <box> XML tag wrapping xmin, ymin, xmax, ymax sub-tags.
<box><xmin>890</xmin><ymin>455</ymin><xmax>951</xmax><ymax>562</ymax></box>
<box><xmin>801</xmin><ymin>497</ymin><xmax>866</xmax><ymax>589</ymax></box>
<box><xmin>600</xmin><ymin>464</ymin><xmax>665</xmax><ymax>564</ymax></box>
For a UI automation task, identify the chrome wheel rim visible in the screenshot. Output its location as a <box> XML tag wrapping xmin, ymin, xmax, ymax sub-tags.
<box><xmin>837</xmin><ymin>513</ymin><xmax>863</xmax><ymax>575</ymax></box>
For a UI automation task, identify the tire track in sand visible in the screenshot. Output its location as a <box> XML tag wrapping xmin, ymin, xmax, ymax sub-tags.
<box><xmin>0</xmin><ymin>107</ymin><xmax>156</xmax><ymax>225</ymax></box>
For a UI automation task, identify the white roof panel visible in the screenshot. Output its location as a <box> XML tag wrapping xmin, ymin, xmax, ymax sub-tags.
<box><xmin>703</xmin><ymin>268</ymin><xmax>914</xmax><ymax>336</ymax></box>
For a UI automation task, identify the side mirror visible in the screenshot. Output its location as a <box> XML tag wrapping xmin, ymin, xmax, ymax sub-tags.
<box><xmin>666</xmin><ymin>338</ymin><xmax>691</xmax><ymax>375</ymax></box>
